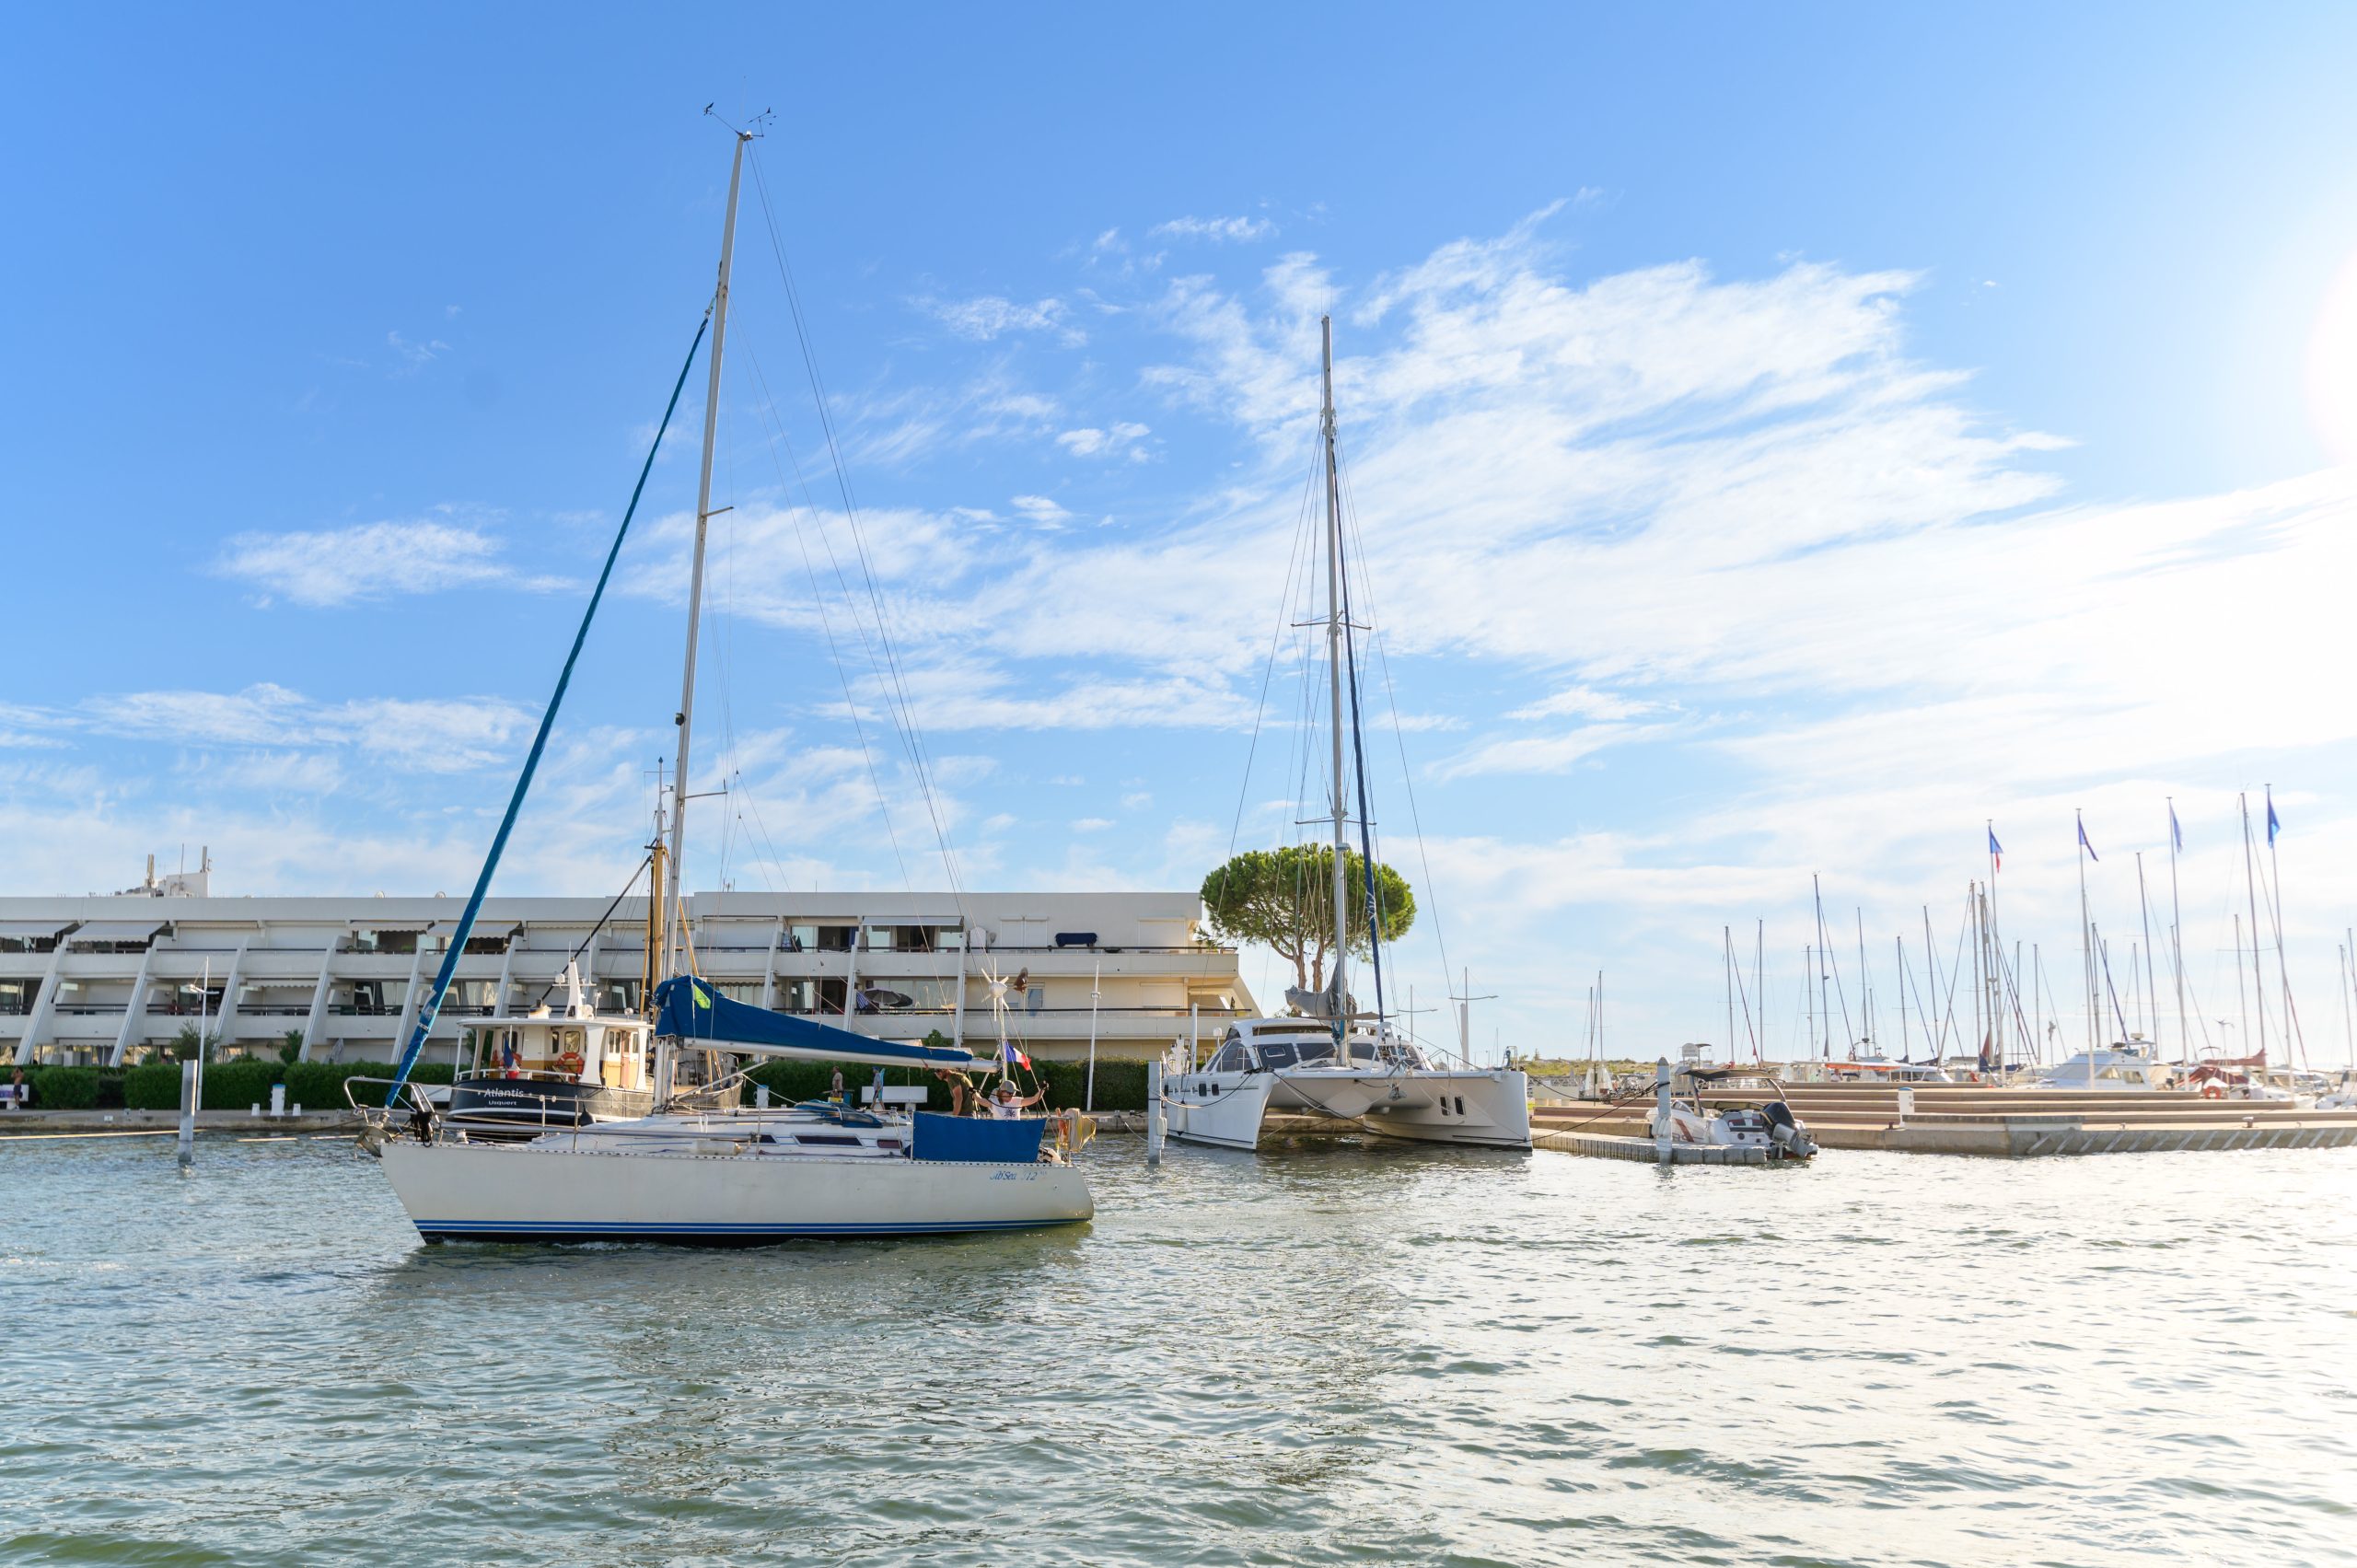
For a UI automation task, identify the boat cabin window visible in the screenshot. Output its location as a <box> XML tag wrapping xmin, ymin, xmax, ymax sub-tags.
<box><xmin>1208</xmin><ymin>1041</ymin><xmax>1251</xmax><ymax>1073</ymax></box>
<box><xmin>1292</xmin><ymin>1037</ymin><xmax>1337</xmax><ymax>1065</ymax></box>
<box><xmin>1257</xmin><ymin>1040</ymin><xmax>1299</xmax><ymax>1070</ymax></box>
<box><xmin>1348</xmin><ymin>1041</ymin><xmax>1376</xmax><ymax>1063</ymax></box>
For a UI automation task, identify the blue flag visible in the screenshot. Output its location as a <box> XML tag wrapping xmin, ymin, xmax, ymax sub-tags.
<box><xmin>2267</xmin><ymin>789</ymin><xmax>2281</xmax><ymax>845</ymax></box>
<box><xmin>2078</xmin><ymin>816</ymin><xmax>2097</xmax><ymax>862</ymax></box>
<box><xmin>1987</xmin><ymin>828</ymin><xmax>2003</xmax><ymax>873</ymax></box>
<box><xmin>2169</xmin><ymin>802</ymin><xmax>2183</xmax><ymax>854</ymax></box>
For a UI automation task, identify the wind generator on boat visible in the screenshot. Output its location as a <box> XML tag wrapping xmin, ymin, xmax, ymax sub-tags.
<box><xmin>350</xmin><ymin>121</ymin><xmax>1093</xmax><ymax>1242</ymax></box>
<box><xmin>1160</xmin><ymin>319</ymin><xmax>1531</xmax><ymax>1154</ymax></box>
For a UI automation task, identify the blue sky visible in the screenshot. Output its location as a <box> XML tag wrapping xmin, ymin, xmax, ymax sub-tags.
<box><xmin>9</xmin><ymin>4</ymin><xmax>2357</xmax><ymax>1063</ymax></box>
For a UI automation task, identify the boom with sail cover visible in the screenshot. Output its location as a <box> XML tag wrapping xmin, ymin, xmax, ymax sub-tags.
<box><xmin>653</xmin><ymin>976</ymin><xmax>980</xmax><ymax>1070</ymax></box>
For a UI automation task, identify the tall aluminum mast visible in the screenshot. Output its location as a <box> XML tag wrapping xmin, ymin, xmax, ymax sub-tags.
<box><xmin>1319</xmin><ymin>315</ymin><xmax>1350</xmax><ymax>1045</ymax></box>
<box><xmin>665</xmin><ymin>130</ymin><xmax>750</xmax><ymax>982</ymax></box>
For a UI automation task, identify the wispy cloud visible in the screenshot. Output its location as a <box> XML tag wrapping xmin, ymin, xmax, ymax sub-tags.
<box><xmin>1152</xmin><ymin>215</ymin><xmax>1278</xmax><ymax>243</ymax></box>
<box><xmin>387</xmin><ymin>329</ymin><xmax>450</xmax><ymax>372</ymax></box>
<box><xmin>1055</xmin><ymin>422</ymin><xmax>1152</xmax><ymax>460</ymax></box>
<box><xmin>79</xmin><ymin>684</ymin><xmax>539</xmax><ymax>773</ymax></box>
<box><xmin>213</xmin><ymin>514</ymin><xmax>570</xmax><ymax>607</ymax></box>
<box><xmin>917</xmin><ymin>294</ymin><xmax>1085</xmax><ymax>346</ymax></box>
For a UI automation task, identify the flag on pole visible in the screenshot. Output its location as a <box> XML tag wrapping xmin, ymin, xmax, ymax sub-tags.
<box><xmin>2169</xmin><ymin>802</ymin><xmax>2183</xmax><ymax>854</ymax></box>
<box><xmin>1001</xmin><ymin>1038</ymin><xmax>1032</xmax><ymax>1071</ymax></box>
<box><xmin>2078</xmin><ymin>816</ymin><xmax>2098</xmax><ymax>862</ymax></box>
<box><xmin>1988</xmin><ymin>827</ymin><xmax>2003</xmax><ymax>873</ymax></box>
<box><xmin>2267</xmin><ymin>789</ymin><xmax>2282</xmax><ymax>845</ymax></box>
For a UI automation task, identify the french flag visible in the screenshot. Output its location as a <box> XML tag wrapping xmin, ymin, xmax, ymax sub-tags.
<box><xmin>1988</xmin><ymin>827</ymin><xmax>2003</xmax><ymax>874</ymax></box>
<box><xmin>1001</xmin><ymin>1039</ymin><xmax>1032</xmax><ymax>1071</ymax></box>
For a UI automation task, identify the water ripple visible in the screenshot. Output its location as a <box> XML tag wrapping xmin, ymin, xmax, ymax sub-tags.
<box><xmin>3</xmin><ymin>1139</ymin><xmax>2355</xmax><ymax>1564</ymax></box>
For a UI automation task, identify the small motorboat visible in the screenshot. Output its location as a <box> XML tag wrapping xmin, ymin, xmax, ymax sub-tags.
<box><xmin>1645</xmin><ymin>1060</ymin><xmax>1817</xmax><ymax>1160</ymax></box>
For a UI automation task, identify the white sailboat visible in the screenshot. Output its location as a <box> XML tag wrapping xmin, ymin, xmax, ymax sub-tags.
<box><xmin>357</xmin><ymin>126</ymin><xmax>1092</xmax><ymax>1242</ymax></box>
<box><xmin>1161</xmin><ymin>318</ymin><xmax>1531</xmax><ymax>1154</ymax></box>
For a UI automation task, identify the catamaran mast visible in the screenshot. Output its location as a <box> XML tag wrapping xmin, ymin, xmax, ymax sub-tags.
<box><xmin>1319</xmin><ymin>315</ymin><xmax>1349</xmax><ymax>1047</ymax></box>
<box><xmin>664</xmin><ymin>130</ymin><xmax>750</xmax><ymax>983</ymax></box>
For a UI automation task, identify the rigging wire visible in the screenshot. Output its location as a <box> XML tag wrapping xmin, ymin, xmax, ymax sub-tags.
<box><xmin>744</xmin><ymin>146</ymin><xmax>972</xmax><ymax>917</ymax></box>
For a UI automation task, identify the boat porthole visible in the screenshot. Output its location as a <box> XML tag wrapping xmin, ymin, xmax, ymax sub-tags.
<box><xmin>1455</xmin><ymin>1097</ymin><xmax>1465</xmax><ymax>1116</ymax></box>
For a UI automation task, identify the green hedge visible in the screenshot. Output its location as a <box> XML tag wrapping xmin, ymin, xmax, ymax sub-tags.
<box><xmin>24</xmin><ymin>1065</ymin><xmax>103</xmax><ymax>1109</ymax></box>
<box><xmin>1033</xmin><ymin>1057</ymin><xmax>1148</xmax><ymax>1112</ymax></box>
<box><xmin>122</xmin><ymin>1056</ymin><xmax>455</xmax><ymax>1110</ymax></box>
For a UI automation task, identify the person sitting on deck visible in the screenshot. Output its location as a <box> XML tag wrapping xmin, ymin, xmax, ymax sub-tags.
<box><xmin>985</xmin><ymin>1080</ymin><xmax>1045</xmax><ymax>1120</ymax></box>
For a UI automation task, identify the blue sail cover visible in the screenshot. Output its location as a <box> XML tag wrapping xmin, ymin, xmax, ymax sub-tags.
<box><xmin>653</xmin><ymin>976</ymin><xmax>980</xmax><ymax>1069</ymax></box>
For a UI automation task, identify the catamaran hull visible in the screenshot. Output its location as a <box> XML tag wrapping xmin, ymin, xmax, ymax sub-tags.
<box><xmin>378</xmin><ymin>1141</ymin><xmax>1094</xmax><ymax>1244</ymax></box>
<box><xmin>1167</xmin><ymin>1069</ymin><xmax>1531</xmax><ymax>1150</ymax></box>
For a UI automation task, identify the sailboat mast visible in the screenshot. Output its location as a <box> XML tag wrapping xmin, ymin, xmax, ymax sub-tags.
<box><xmin>663</xmin><ymin>130</ymin><xmax>751</xmax><ymax>982</ymax></box>
<box><xmin>2239</xmin><ymin>793</ymin><xmax>2268</xmax><ymax>1061</ymax></box>
<box><xmin>2168</xmin><ymin>798</ymin><xmax>2188</xmax><ymax>1064</ymax></box>
<box><xmin>2077</xmin><ymin>810</ymin><xmax>2094</xmax><ymax>1053</ymax></box>
<box><xmin>1319</xmin><ymin>315</ymin><xmax>1349</xmax><ymax>1044</ymax></box>
<box><xmin>2136</xmin><ymin>852</ymin><xmax>2157</xmax><ymax>1051</ymax></box>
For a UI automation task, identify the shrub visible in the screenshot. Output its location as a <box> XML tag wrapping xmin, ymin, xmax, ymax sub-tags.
<box><xmin>124</xmin><ymin>1062</ymin><xmax>184</xmax><ymax>1110</ymax></box>
<box><xmin>26</xmin><ymin>1065</ymin><xmax>102</xmax><ymax>1109</ymax></box>
<box><xmin>1032</xmin><ymin>1057</ymin><xmax>1149</xmax><ymax>1112</ymax></box>
<box><xmin>284</xmin><ymin>1060</ymin><xmax>385</xmax><ymax>1110</ymax></box>
<box><xmin>277</xmin><ymin>1030</ymin><xmax>305</xmax><ymax>1064</ymax></box>
<box><xmin>199</xmin><ymin>1060</ymin><xmax>279</xmax><ymax>1111</ymax></box>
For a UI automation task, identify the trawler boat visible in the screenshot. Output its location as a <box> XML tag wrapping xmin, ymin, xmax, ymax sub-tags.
<box><xmin>1823</xmin><ymin>1055</ymin><xmax>1954</xmax><ymax>1085</ymax></box>
<box><xmin>354</xmin><ymin>125</ymin><xmax>1095</xmax><ymax>1243</ymax></box>
<box><xmin>1163</xmin><ymin>1016</ymin><xmax>1531</xmax><ymax>1151</ymax></box>
<box><xmin>2025</xmin><ymin>1039</ymin><xmax>2174</xmax><ymax>1091</ymax></box>
<box><xmin>439</xmin><ymin>969</ymin><xmax>656</xmax><ymax>1140</ymax></box>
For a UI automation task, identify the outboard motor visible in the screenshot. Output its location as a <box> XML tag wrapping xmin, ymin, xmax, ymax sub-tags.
<box><xmin>1759</xmin><ymin>1099</ymin><xmax>1817</xmax><ymax>1159</ymax></box>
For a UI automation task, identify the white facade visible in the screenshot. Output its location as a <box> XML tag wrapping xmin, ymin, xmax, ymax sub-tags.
<box><xmin>0</xmin><ymin>889</ymin><xmax>1255</xmax><ymax>1068</ymax></box>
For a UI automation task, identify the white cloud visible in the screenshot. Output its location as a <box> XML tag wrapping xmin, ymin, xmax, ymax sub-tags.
<box><xmin>387</xmin><ymin>330</ymin><xmax>450</xmax><ymax>370</ymax></box>
<box><xmin>1152</xmin><ymin>215</ymin><xmax>1278</xmax><ymax>244</ymax></box>
<box><xmin>77</xmin><ymin>684</ymin><xmax>539</xmax><ymax>774</ymax></box>
<box><xmin>1008</xmin><ymin>494</ymin><xmax>1073</xmax><ymax>526</ymax></box>
<box><xmin>1055</xmin><ymin>422</ymin><xmax>1152</xmax><ymax>460</ymax></box>
<box><xmin>918</xmin><ymin>295</ymin><xmax>1084</xmax><ymax>346</ymax></box>
<box><xmin>214</xmin><ymin>515</ymin><xmax>568</xmax><ymax>607</ymax></box>
<box><xmin>1071</xmin><ymin>817</ymin><xmax>1114</xmax><ymax>832</ymax></box>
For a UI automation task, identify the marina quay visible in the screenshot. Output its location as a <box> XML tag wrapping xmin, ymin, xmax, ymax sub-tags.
<box><xmin>0</xmin><ymin>876</ymin><xmax>1254</xmax><ymax>1068</ymax></box>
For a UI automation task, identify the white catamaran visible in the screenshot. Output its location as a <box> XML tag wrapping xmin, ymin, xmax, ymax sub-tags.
<box><xmin>1160</xmin><ymin>319</ymin><xmax>1531</xmax><ymax>1154</ymax></box>
<box><xmin>355</xmin><ymin>125</ymin><xmax>1092</xmax><ymax>1242</ymax></box>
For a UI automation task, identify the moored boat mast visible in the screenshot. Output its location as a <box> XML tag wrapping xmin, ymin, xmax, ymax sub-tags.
<box><xmin>665</xmin><ymin>123</ymin><xmax>753</xmax><ymax>985</ymax></box>
<box><xmin>1318</xmin><ymin>314</ymin><xmax>1350</xmax><ymax>1053</ymax></box>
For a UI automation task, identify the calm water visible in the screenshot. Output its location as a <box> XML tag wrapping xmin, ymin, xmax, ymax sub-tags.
<box><xmin>3</xmin><ymin>1132</ymin><xmax>2352</xmax><ymax>1567</ymax></box>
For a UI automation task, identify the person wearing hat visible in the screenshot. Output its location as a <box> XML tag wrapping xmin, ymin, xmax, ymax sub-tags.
<box><xmin>985</xmin><ymin>1079</ymin><xmax>1045</xmax><ymax>1120</ymax></box>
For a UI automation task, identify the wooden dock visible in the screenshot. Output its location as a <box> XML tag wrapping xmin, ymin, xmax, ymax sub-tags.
<box><xmin>1533</xmin><ymin>1125</ymin><xmax>1780</xmax><ymax>1164</ymax></box>
<box><xmin>1532</xmin><ymin>1084</ymin><xmax>2357</xmax><ymax>1157</ymax></box>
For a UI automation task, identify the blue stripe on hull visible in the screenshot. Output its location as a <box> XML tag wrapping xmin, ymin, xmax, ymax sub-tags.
<box><xmin>414</xmin><ymin>1217</ymin><xmax>1079</xmax><ymax>1246</ymax></box>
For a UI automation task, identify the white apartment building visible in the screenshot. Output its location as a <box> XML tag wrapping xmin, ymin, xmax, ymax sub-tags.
<box><xmin>0</xmin><ymin>878</ymin><xmax>1257</xmax><ymax>1068</ymax></box>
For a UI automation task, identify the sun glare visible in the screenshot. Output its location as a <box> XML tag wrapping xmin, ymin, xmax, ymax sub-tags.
<box><xmin>2305</xmin><ymin>246</ymin><xmax>2357</xmax><ymax>468</ymax></box>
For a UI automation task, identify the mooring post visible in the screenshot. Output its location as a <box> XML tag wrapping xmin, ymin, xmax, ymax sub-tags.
<box><xmin>1145</xmin><ymin>1059</ymin><xmax>1165</xmax><ymax>1166</ymax></box>
<box><xmin>177</xmin><ymin>1059</ymin><xmax>197</xmax><ymax>1167</ymax></box>
<box><xmin>1655</xmin><ymin>1057</ymin><xmax>1672</xmax><ymax>1164</ymax></box>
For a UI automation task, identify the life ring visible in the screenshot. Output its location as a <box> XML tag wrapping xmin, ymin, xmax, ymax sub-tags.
<box><xmin>2199</xmin><ymin>1083</ymin><xmax>2224</xmax><ymax>1099</ymax></box>
<box><xmin>556</xmin><ymin>1050</ymin><xmax>586</xmax><ymax>1076</ymax></box>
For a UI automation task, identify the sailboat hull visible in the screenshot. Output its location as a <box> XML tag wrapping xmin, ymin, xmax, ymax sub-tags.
<box><xmin>379</xmin><ymin>1140</ymin><xmax>1094</xmax><ymax>1244</ymax></box>
<box><xmin>1167</xmin><ymin>1068</ymin><xmax>1531</xmax><ymax>1150</ymax></box>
